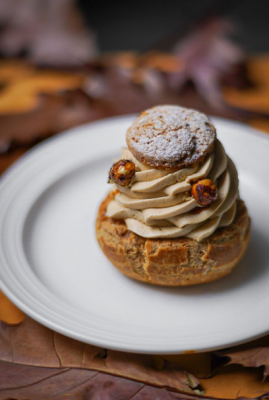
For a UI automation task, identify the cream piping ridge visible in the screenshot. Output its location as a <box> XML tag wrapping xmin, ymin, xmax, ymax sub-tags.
<box><xmin>107</xmin><ymin>140</ymin><xmax>239</xmax><ymax>241</ymax></box>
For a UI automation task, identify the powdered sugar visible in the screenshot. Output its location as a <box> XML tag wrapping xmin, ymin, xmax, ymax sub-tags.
<box><xmin>126</xmin><ymin>105</ymin><xmax>216</xmax><ymax>168</ymax></box>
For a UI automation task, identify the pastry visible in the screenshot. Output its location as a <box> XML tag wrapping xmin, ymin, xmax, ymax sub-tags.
<box><xmin>96</xmin><ymin>105</ymin><xmax>250</xmax><ymax>286</ymax></box>
<box><xmin>126</xmin><ymin>105</ymin><xmax>216</xmax><ymax>170</ymax></box>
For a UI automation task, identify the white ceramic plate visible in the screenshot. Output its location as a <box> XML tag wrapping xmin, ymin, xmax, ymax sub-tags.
<box><xmin>0</xmin><ymin>115</ymin><xmax>269</xmax><ymax>354</ymax></box>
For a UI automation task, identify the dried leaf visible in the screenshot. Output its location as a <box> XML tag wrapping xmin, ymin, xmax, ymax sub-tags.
<box><xmin>102</xmin><ymin>51</ymin><xmax>182</xmax><ymax>73</ymax></box>
<box><xmin>0</xmin><ymin>316</ymin><xmax>199</xmax><ymax>392</ymax></box>
<box><xmin>83</xmin><ymin>67</ymin><xmax>179</xmax><ymax>115</ymax></box>
<box><xmin>83</xmin><ymin>56</ymin><xmax>255</xmax><ymax>122</ymax></box>
<box><xmin>216</xmin><ymin>347</ymin><xmax>269</xmax><ymax>381</ymax></box>
<box><xmin>90</xmin><ymin>66</ymin><xmax>253</xmax><ymax>122</ymax></box>
<box><xmin>0</xmin><ymin>56</ymin><xmax>261</xmax><ymax>154</ymax></box>
<box><xmin>0</xmin><ymin>361</ymin><xmax>140</xmax><ymax>400</ymax></box>
<box><xmin>0</xmin><ymin>61</ymin><xmax>119</xmax><ymax>151</ymax></box>
<box><xmin>0</xmin><ymin>0</ymin><xmax>97</xmax><ymax>67</ymax></box>
<box><xmin>141</xmin><ymin>51</ymin><xmax>182</xmax><ymax>73</ymax></box>
<box><xmin>0</xmin><ymin>67</ymin><xmax>85</xmax><ymax>114</ymax></box>
<box><xmin>170</xmin><ymin>17</ymin><xmax>244</xmax><ymax>107</ymax></box>
<box><xmin>0</xmin><ymin>60</ymin><xmax>35</xmax><ymax>83</ymax></box>
<box><xmin>1</xmin><ymin>360</ymin><xmax>268</xmax><ymax>400</ymax></box>
<box><xmin>224</xmin><ymin>55</ymin><xmax>269</xmax><ymax>114</ymax></box>
<box><xmin>0</xmin><ymin>291</ymin><xmax>24</xmax><ymax>325</ymax></box>
<box><xmin>0</xmin><ymin>89</ymin><xmax>110</xmax><ymax>152</ymax></box>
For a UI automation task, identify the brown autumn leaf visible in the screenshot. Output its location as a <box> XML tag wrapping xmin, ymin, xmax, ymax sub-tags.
<box><xmin>1</xmin><ymin>360</ymin><xmax>269</xmax><ymax>400</ymax></box>
<box><xmin>0</xmin><ymin>362</ymin><xmax>140</xmax><ymax>400</ymax></box>
<box><xmin>216</xmin><ymin>347</ymin><xmax>269</xmax><ymax>381</ymax></box>
<box><xmin>0</xmin><ymin>58</ymin><xmax>264</xmax><ymax>154</ymax></box>
<box><xmin>0</xmin><ymin>89</ymin><xmax>112</xmax><ymax>152</ymax></box>
<box><xmin>100</xmin><ymin>51</ymin><xmax>182</xmax><ymax>73</ymax></box>
<box><xmin>84</xmin><ymin>64</ymin><xmax>260</xmax><ymax>123</ymax></box>
<box><xmin>224</xmin><ymin>55</ymin><xmax>269</xmax><ymax>114</ymax></box>
<box><xmin>0</xmin><ymin>60</ymin><xmax>36</xmax><ymax>83</ymax></box>
<box><xmin>0</xmin><ymin>65</ymin><xmax>85</xmax><ymax>114</ymax></box>
<box><xmin>170</xmin><ymin>17</ymin><xmax>245</xmax><ymax>108</ymax></box>
<box><xmin>98</xmin><ymin>21</ymin><xmax>249</xmax><ymax>111</ymax></box>
<box><xmin>0</xmin><ymin>62</ymin><xmax>98</xmax><ymax>152</ymax></box>
<box><xmin>0</xmin><ymin>0</ymin><xmax>97</xmax><ymax>67</ymax></box>
<box><xmin>0</xmin><ymin>316</ymin><xmax>199</xmax><ymax>392</ymax></box>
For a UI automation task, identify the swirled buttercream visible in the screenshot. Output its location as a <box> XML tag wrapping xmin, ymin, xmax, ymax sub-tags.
<box><xmin>107</xmin><ymin>140</ymin><xmax>239</xmax><ymax>241</ymax></box>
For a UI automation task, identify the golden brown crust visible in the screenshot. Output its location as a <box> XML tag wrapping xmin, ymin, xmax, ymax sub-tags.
<box><xmin>96</xmin><ymin>193</ymin><xmax>250</xmax><ymax>286</ymax></box>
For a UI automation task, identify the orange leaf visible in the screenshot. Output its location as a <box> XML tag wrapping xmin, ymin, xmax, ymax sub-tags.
<box><xmin>0</xmin><ymin>70</ymin><xmax>85</xmax><ymax>114</ymax></box>
<box><xmin>224</xmin><ymin>55</ymin><xmax>269</xmax><ymax>114</ymax></box>
<box><xmin>0</xmin><ymin>290</ymin><xmax>24</xmax><ymax>325</ymax></box>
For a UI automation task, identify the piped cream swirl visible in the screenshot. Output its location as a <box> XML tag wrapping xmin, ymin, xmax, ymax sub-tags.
<box><xmin>107</xmin><ymin>140</ymin><xmax>239</xmax><ymax>241</ymax></box>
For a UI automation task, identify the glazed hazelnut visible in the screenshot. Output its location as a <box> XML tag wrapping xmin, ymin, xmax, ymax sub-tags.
<box><xmin>108</xmin><ymin>159</ymin><xmax>135</xmax><ymax>186</ymax></box>
<box><xmin>191</xmin><ymin>179</ymin><xmax>218</xmax><ymax>207</ymax></box>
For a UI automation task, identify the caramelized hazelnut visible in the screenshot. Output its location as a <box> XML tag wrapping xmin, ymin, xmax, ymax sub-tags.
<box><xmin>108</xmin><ymin>159</ymin><xmax>135</xmax><ymax>186</ymax></box>
<box><xmin>191</xmin><ymin>179</ymin><xmax>218</xmax><ymax>207</ymax></box>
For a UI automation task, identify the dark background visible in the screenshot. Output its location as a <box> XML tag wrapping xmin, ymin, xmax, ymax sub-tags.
<box><xmin>79</xmin><ymin>0</ymin><xmax>269</xmax><ymax>53</ymax></box>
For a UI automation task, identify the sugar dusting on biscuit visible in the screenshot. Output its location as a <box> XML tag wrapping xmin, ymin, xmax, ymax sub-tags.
<box><xmin>126</xmin><ymin>105</ymin><xmax>216</xmax><ymax>169</ymax></box>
